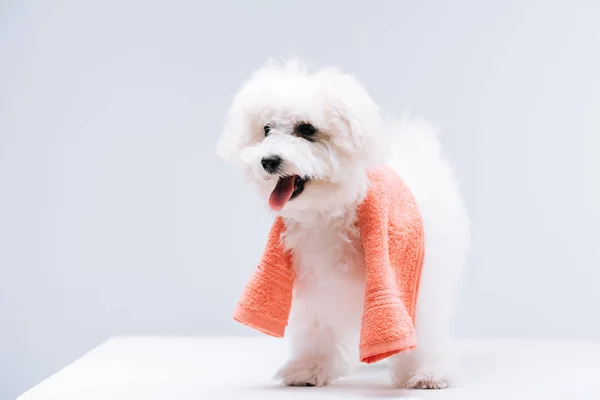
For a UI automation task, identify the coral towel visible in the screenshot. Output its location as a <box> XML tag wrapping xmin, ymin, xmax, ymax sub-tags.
<box><xmin>233</xmin><ymin>166</ymin><xmax>425</xmax><ymax>364</ymax></box>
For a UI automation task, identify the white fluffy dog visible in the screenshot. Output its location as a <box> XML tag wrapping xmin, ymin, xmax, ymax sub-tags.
<box><xmin>217</xmin><ymin>60</ymin><xmax>470</xmax><ymax>389</ymax></box>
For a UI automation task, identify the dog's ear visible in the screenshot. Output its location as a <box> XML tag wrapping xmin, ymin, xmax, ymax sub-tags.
<box><xmin>337</xmin><ymin>111</ymin><xmax>388</xmax><ymax>168</ymax></box>
<box><xmin>216</xmin><ymin>108</ymin><xmax>246</xmax><ymax>164</ymax></box>
<box><xmin>318</xmin><ymin>68</ymin><xmax>389</xmax><ymax>167</ymax></box>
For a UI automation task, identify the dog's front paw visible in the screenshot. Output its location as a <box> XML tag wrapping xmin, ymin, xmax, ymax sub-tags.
<box><xmin>275</xmin><ymin>355</ymin><xmax>338</xmax><ymax>387</ymax></box>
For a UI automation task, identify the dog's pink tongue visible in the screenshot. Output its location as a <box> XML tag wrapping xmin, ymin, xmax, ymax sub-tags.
<box><xmin>269</xmin><ymin>176</ymin><xmax>295</xmax><ymax>212</ymax></box>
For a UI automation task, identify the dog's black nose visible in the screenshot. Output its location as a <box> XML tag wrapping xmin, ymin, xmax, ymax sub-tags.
<box><xmin>261</xmin><ymin>155</ymin><xmax>282</xmax><ymax>173</ymax></box>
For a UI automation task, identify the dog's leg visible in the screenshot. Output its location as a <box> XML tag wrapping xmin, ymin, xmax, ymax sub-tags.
<box><xmin>390</xmin><ymin>329</ymin><xmax>460</xmax><ymax>389</ymax></box>
<box><xmin>390</xmin><ymin>242</ymin><xmax>466</xmax><ymax>389</ymax></box>
<box><xmin>275</xmin><ymin>318</ymin><xmax>351</xmax><ymax>387</ymax></box>
<box><xmin>275</xmin><ymin>276</ymin><xmax>363</xmax><ymax>387</ymax></box>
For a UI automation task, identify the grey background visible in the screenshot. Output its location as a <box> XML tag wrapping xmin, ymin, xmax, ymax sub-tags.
<box><xmin>1</xmin><ymin>0</ymin><xmax>599</xmax><ymax>398</ymax></box>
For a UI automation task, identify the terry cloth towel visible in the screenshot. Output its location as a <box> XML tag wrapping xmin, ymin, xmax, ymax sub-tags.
<box><xmin>233</xmin><ymin>166</ymin><xmax>425</xmax><ymax>364</ymax></box>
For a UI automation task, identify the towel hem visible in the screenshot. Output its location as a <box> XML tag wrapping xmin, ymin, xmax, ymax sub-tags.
<box><xmin>233</xmin><ymin>308</ymin><xmax>285</xmax><ymax>338</ymax></box>
<box><xmin>359</xmin><ymin>334</ymin><xmax>418</xmax><ymax>364</ymax></box>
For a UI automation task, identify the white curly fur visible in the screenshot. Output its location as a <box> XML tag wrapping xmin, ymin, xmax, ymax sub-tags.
<box><xmin>217</xmin><ymin>60</ymin><xmax>470</xmax><ymax>389</ymax></box>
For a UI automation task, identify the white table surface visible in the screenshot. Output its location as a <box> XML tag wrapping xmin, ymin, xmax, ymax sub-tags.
<box><xmin>18</xmin><ymin>337</ymin><xmax>600</xmax><ymax>400</ymax></box>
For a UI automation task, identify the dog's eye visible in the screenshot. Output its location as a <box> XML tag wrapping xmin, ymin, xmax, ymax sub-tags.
<box><xmin>263</xmin><ymin>125</ymin><xmax>271</xmax><ymax>136</ymax></box>
<box><xmin>296</xmin><ymin>123</ymin><xmax>316</xmax><ymax>137</ymax></box>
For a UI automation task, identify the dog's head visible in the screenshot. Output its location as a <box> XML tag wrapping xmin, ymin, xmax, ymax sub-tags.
<box><xmin>217</xmin><ymin>60</ymin><xmax>387</xmax><ymax>217</ymax></box>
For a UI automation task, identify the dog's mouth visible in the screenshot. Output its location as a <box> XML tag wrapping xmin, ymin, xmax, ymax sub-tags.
<box><xmin>268</xmin><ymin>175</ymin><xmax>308</xmax><ymax>211</ymax></box>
